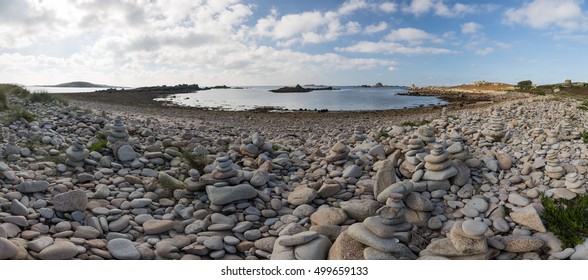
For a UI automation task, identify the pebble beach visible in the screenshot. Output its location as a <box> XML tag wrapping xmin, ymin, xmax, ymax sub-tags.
<box><xmin>2</xmin><ymin>89</ymin><xmax>588</xmax><ymax>261</ymax></box>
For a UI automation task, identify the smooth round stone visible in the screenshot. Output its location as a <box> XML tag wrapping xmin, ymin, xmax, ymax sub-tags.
<box><xmin>73</xmin><ymin>226</ymin><xmax>101</xmax><ymax>239</ymax></box>
<box><xmin>91</xmin><ymin>207</ymin><xmax>110</xmax><ymax>216</ymax></box>
<box><xmin>223</xmin><ymin>236</ymin><xmax>241</xmax><ymax>246</ymax></box>
<box><xmin>143</xmin><ymin>220</ymin><xmax>174</xmax><ymax>235</ymax></box>
<box><xmin>0</xmin><ymin>237</ymin><xmax>19</xmax><ymax>260</ymax></box>
<box><xmin>27</xmin><ymin>236</ymin><xmax>54</xmax><ymax>252</ymax></box>
<box><xmin>244</xmin><ymin>229</ymin><xmax>262</xmax><ymax>241</ymax></box>
<box><xmin>278</xmin><ymin>231</ymin><xmax>319</xmax><ymax>246</ymax></box>
<box><xmin>460</xmin><ymin>208</ymin><xmax>479</xmax><ymax>218</ymax></box>
<box><xmin>130</xmin><ymin>198</ymin><xmax>152</xmax><ymax>208</ymax></box>
<box><xmin>107</xmin><ymin>238</ymin><xmax>140</xmax><ymax>260</ymax></box>
<box><xmin>461</xmin><ymin>220</ymin><xmax>489</xmax><ymax>236</ymax></box>
<box><xmin>38</xmin><ymin>241</ymin><xmax>78</xmax><ymax>260</ymax></box>
<box><xmin>203</xmin><ymin>236</ymin><xmax>224</xmax><ymax>250</ymax></box>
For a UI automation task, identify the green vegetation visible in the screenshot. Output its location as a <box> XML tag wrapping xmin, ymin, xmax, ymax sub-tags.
<box><xmin>0</xmin><ymin>84</ymin><xmax>31</xmax><ymax>110</ymax></box>
<box><xmin>182</xmin><ymin>149</ymin><xmax>209</xmax><ymax>173</ymax></box>
<box><xmin>375</xmin><ymin>131</ymin><xmax>390</xmax><ymax>139</ymax></box>
<box><xmin>577</xmin><ymin>101</ymin><xmax>588</xmax><ymax>111</ymax></box>
<box><xmin>2</xmin><ymin>107</ymin><xmax>36</xmax><ymax>125</ymax></box>
<box><xmin>581</xmin><ymin>131</ymin><xmax>588</xmax><ymax>143</ymax></box>
<box><xmin>515</xmin><ymin>80</ymin><xmax>533</xmax><ymax>91</ymax></box>
<box><xmin>88</xmin><ymin>132</ymin><xmax>107</xmax><ymax>152</ymax></box>
<box><xmin>540</xmin><ymin>192</ymin><xmax>588</xmax><ymax>248</ymax></box>
<box><xmin>272</xmin><ymin>143</ymin><xmax>280</xmax><ymax>152</ymax></box>
<box><xmin>0</xmin><ymin>91</ymin><xmax>7</xmax><ymax>111</ymax></box>
<box><xmin>29</xmin><ymin>91</ymin><xmax>69</xmax><ymax>105</ymax></box>
<box><xmin>400</xmin><ymin>119</ymin><xmax>430</xmax><ymax>127</ymax></box>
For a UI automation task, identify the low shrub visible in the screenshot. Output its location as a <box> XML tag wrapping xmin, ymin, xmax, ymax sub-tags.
<box><xmin>540</xmin><ymin>193</ymin><xmax>588</xmax><ymax>248</ymax></box>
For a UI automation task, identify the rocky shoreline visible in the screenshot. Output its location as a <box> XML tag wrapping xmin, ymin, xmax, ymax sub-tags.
<box><xmin>1</xmin><ymin>90</ymin><xmax>588</xmax><ymax>260</ymax></box>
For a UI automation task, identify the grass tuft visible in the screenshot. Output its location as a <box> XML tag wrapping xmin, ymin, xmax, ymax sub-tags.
<box><xmin>400</xmin><ymin>119</ymin><xmax>430</xmax><ymax>127</ymax></box>
<box><xmin>2</xmin><ymin>107</ymin><xmax>36</xmax><ymax>125</ymax></box>
<box><xmin>540</xmin><ymin>192</ymin><xmax>588</xmax><ymax>248</ymax></box>
<box><xmin>30</xmin><ymin>91</ymin><xmax>69</xmax><ymax>105</ymax></box>
<box><xmin>182</xmin><ymin>149</ymin><xmax>209</xmax><ymax>173</ymax></box>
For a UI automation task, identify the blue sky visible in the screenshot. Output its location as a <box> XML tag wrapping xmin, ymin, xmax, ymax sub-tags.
<box><xmin>0</xmin><ymin>0</ymin><xmax>587</xmax><ymax>87</ymax></box>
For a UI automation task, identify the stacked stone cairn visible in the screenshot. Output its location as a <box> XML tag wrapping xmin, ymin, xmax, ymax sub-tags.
<box><xmin>545</xmin><ymin>130</ymin><xmax>559</xmax><ymax>146</ymax></box>
<box><xmin>271</xmin><ymin>231</ymin><xmax>332</xmax><ymax>260</ymax></box>
<box><xmin>3</xmin><ymin>133</ymin><xmax>21</xmax><ymax>161</ymax></box>
<box><xmin>419</xmin><ymin>220</ymin><xmax>498</xmax><ymax>259</ymax></box>
<box><xmin>204</xmin><ymin>155</ymin><xmax>256</xmax><ymax>209</ymax></box>
<box><xmin>447</xmin><ymin>128</ymin><xmax>469</xmax><ymax>161</ymax></box>
<box><xmin>417</xmin><ymin>125</ymin><xmax>436</xmax><ymax>145</ymax></box>
<box><xmin>565</xmin><ymin>173</ymin><xmax>586</xmax><ymax>195</ymax></box>
<box><xmin>107</xmin><ymin>117</ymin><xmax>136</xmax><ymax>163</ymax></box>
<box><xmin>65</xmin><ymin>138</ymin><xmax>89</xmax><ymax>168</ymax></box>
<box><xmin>325</xmin><ymin>141</ymin><xmax>350</xmax><ymax>165</ymax></box>
<box><xmin>421</xmin><ymin>143</ymin><xmax>457</xmax><ymax>192</ymax></box>
<box><xmin>481</xmin><ymin>108</ymin><xmax>506</xmax><ymax>145</ymax></box>
<box><xmin>531</xmin><ymin>127</ymin><xmax>545</xmax><ymax>144</ymax></box>
<box><xmin>544</xmin><ymin>149</ymin><xmax>565</xmax><ymax>179</ymax></box>
<box><xmin>559</xmin><ymin>116</ymin><xmax>578</xmax><ymax>140</ymax></box>
<box><xmin>431</xmin><ymin>107</ymin><xmax>449</xmax><ymax>129</ymax></box>
<box><xmin>28</xmin><ymin>125</ymin><xmax>43</xmax><ymax>142</ymax></box>
<box><xmin>350</xmin><ymin>126</ymin><xmax>367</xmax><ymax>143</ymax></box>
<box><xmin>329</xmin><ymin>193</ymin><xmax>417</xmax><ymax>260</ymax></box>
<box><xmin>399</xmin><ymin>136</ymin><xmax>426</xmax><ymax>179</ymax></box>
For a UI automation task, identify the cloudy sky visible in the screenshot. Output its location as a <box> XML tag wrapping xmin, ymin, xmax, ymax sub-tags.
<box><xmin>0</xmin><ymin>0</ymin><xmax>587</xmax><ymax>87</ymax></box>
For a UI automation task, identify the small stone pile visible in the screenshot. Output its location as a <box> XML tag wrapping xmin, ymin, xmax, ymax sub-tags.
<box><xmin>481</xmin><ymin>108</ymin><xmax>506</xmax><ymax>144</ymax></box>
<box><xmin>559</xmin><ymin>117</ymin><xmax>577</xmax><ymax>140</ymax></box>
<box><xmin>325</xmin><ymin>141</ymin><xmax>350</xmax><ymax>164</ymax></box>
<box><xmin>531</xmin><ymin>127</ymin><xmax>545</xmax><ymax>144</ymax></box>
<box><xmin>329</xmin><ymin>193</ymin><xmax>417</xmax><ymax>260</ymax></box>
<box><xmin>419</xmin><ymin>220</ymin><xmax>498</xmax><ymax>260</ymax></box>
<box><xmin>351</xmin><ymin>126</ymin><xmax>367</xmax><ymax>143</ymax></box>
<box><xmin>417</xmin><ymin>125</ymin><xmax>436</xmax><ymax>144</ymax></box>
<box><xmin>422</xmin><ymin>144</ymin><xmax>457</xmax><ymax>192</ymax></box>
<box><xmin>447</xmin><ymin>128</ymin><xmax>469</xmax><ymax>161</ymax></box>
<box><xmin>544</xmin><ymin>150</ymin><xmax>565</xmax><ymax>179</ymax></box>
<box><xmin>184</xmin><ymin>168</ymin><xmax>206</xmax><ymax>191</ymax></box>
<box><xmin>431</xmin><ymin>107</ymin><xmax>449</xmax><ymax>129</ymax></box>
<box><xmin>565</xmin><ymin>173</ymin><xmax>586</xmax><ymax>195</ymax></box>
<box><xmin>271</xmin><ymin>231</ymin><xmax>332</xmax><ymax>260</ymax></box>
<box><xmin>3</xmin><ymin>134</ymin><xmax>21</xmax><ymax>161</ymax></box>
<box><xmin>240</xmin><ymin>132</ymin><xmax>270</xmax><ymax>158</ymax></box>
<box><xmin>399</xmin><ymin>136</ymin><xmax>426</xmax><ymax>179</ymax></box>
<box><xmin>65</xmin><ymin>138</ymin><xmax>89</xmax><ymax>168</ymax></box>
<box><xmin>545</xmin><ymin>130</ymin><xmax>559</xmax><ymax>145</ymax></box>
<box><xmin>107</xmin><ymin>117</ymin><xmax>130</xmax><ymax>152</ymax></box>
<box><xmin>204</xmin><ymin>155</ymin><xmax>256</xmax><ymax>207</ymax></box>
<box><xmin>28</xmin><ymin>125</ymin><xmax>43</xmax><ymax>142</ymax></box>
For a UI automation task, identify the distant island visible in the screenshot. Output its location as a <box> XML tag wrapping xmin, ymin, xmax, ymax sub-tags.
<box><xmin>270</xmin><ymin>84</ymin><xmax>338</xmax><ymax>93</ymax></box>
<box><xmin>40</xmin><ymin>81</ymin><xmax>116</xmax><ymax>88</ymax></box>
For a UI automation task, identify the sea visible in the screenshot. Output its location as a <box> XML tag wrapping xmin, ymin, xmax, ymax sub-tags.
<box><xmin>27</xmin><ymin>85</ymin><xmax>446</xmax><ymax>111</ymax></box>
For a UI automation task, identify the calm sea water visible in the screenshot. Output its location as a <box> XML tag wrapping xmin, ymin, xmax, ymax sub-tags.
<box><xmin>155</xmin><ymin>86</ymin><xmax>445</xmax><ymax>111</ymax></box>
<box><xmin>26</xmin><ymin>85</ymin><xmax>446</xmax><ymax>111</ymax></box>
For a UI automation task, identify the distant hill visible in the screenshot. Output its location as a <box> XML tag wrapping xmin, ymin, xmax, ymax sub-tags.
<box><xmin>48</xmin><ymin>81</ymin><xmax>114</xmax><ymax>88</ymax></box>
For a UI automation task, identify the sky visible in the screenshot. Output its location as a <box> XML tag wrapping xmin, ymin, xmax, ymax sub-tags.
<box><xmin>1</xmin><ymin>0</ymin><xmax>588</xmax><ymax>87</ymax></box>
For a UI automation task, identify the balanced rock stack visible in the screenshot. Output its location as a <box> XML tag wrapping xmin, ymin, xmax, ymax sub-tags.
<box><xmin>240</xmin><ymin>132</ymin><xmax>270</xmax><ymax>158</ymax></box>
<box><xmin>28</xmin><ymin>125</ymin><xmax>43</xmax><ymax>142</ymax></box>
<box><xmin>326</xmin><ymin>141</ymin><xmax>350</xmax><ymax>164</ymax></box>
<box><xmin>544</xmin><ymin>150</ymin><xmax>565</xmax><ymax>179</ymax></box>
<box><xmin>559</xmin><ymin>117</ymin><xmax>578</xmax><ymax>140</ymax></box>
<box><xmin>271</xmin><ymin>231</ymin><xmax>332</xmax><ymax>260</ymax></box>
<box><xmin>419</xmin><ymin>220</ymin><xmax>498</xmax><ymax>260</ymax></box>
<box><xmin>65</xmin><ymin>138</ymin><xmax>89</xmax><ymax>168</ymax></box>
<box><xmin>205</xmin><ymin>155</ymin><xmax>256</xmax><ymax>207</ymax></box>
<box><xmin>399</xmin><ymin>136</ymin><xmax>426</xmax><ymax>179</ymax></box>
<box><xmin>184</xmin><ymin>169</ymin><xmax>206</xmax><ymax>191</ymax></box>
<box><xmin>107</xmin><ymin>117</ymin><xmax>133</xmax><ymax>159</ymax></box>
<box><xmin>481</xmin><ymin>108</ymin><xmax>506</xmax><ymax>144</ymax></box>
<box><xmin>531</xmin><ymin>127</ymin><xmax>545</xmax><ymax>144</ymax></box>
<box><xmin>545</xmin><ymin>130</ymin><xmax>559</xmax><ymax>145</ymax></box>
<box><xmin>565</xmin><ymin>173</ymin><xmax>586</xmax><ymax>195</ymax></box>
<box><xmin>431</xmin><ymin>107</ymin><xmax>449</xmax><ymax>129</ymax></box>
<box><xmin>3</xmin><ymin>134</ymin><xmax>21</xmax><ymax>161</ymax></box>
<box><xmin>421</xmin><ymin>144</ymin><xmax>457</xmax><ymax>192</ymax></box>
<box><xmin>329</xmin><ymin>193</ymin><xmax>417</xmax><ymax>260</ymax></box>
<box><xmin>351</xmin><ymin>126</ymin><xmax>367</xmax><ymax>143</ymax></box>
<box><xmin>447</xmin><ymin>128</ymin><xmax>469</xmax><ymax>161</ymax></box>
<box><xmin>417</xmin><ymin>125</ymin><xmax>436</xmax><ymax>145</ymax></box>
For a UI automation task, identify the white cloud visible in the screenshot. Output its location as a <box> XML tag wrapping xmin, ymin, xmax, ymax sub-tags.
<box><xmin>338</xmin><ymin>0</ymin><xmax>369</xmax><ymax>15</ymax></box>
<box><xmin>402</xmin><ymin>0</ymin><xmax>481</xmax><ymax>18</ymax></box>
<box><xmin>386</xmin><ymin>28</ymin><xmax>436</xmax><ymax>45</ymax></box>
<box><xmin>364</xmin><ymin>21</ymin><xmax>388</xmax><ymax>34</ymax></box>
<box><xmin>504</xmin><ymin>0</ymin><xmax>586</xmax><ymax>30</ymax></box>
<box><xmin>336</xmin><ymin>41</ymin><xmax>455</xmax><ymax>55</ymax></box>
<box><xmin>403</xmin><ymin>0</ymin><xmax>435</xmax><ymax>16</ymax></box>
<box><xmin>461</xmin><ymin>22</ymin><xmax>482</xmax><ymax>34</ymax></box>
<box><xmin>272</xmin><ymin>11</ymin><xmax>326</xmax><ymax>39</ymax></box>
<box><xmin>475</xmin><ymin>47</ymin><xmax>494</xmax><ymax>56</ymax></box>
<box><xmin>379</xmin><ymin>2</ymin><xmax>398</xmax><ymax>13</ymax></box>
